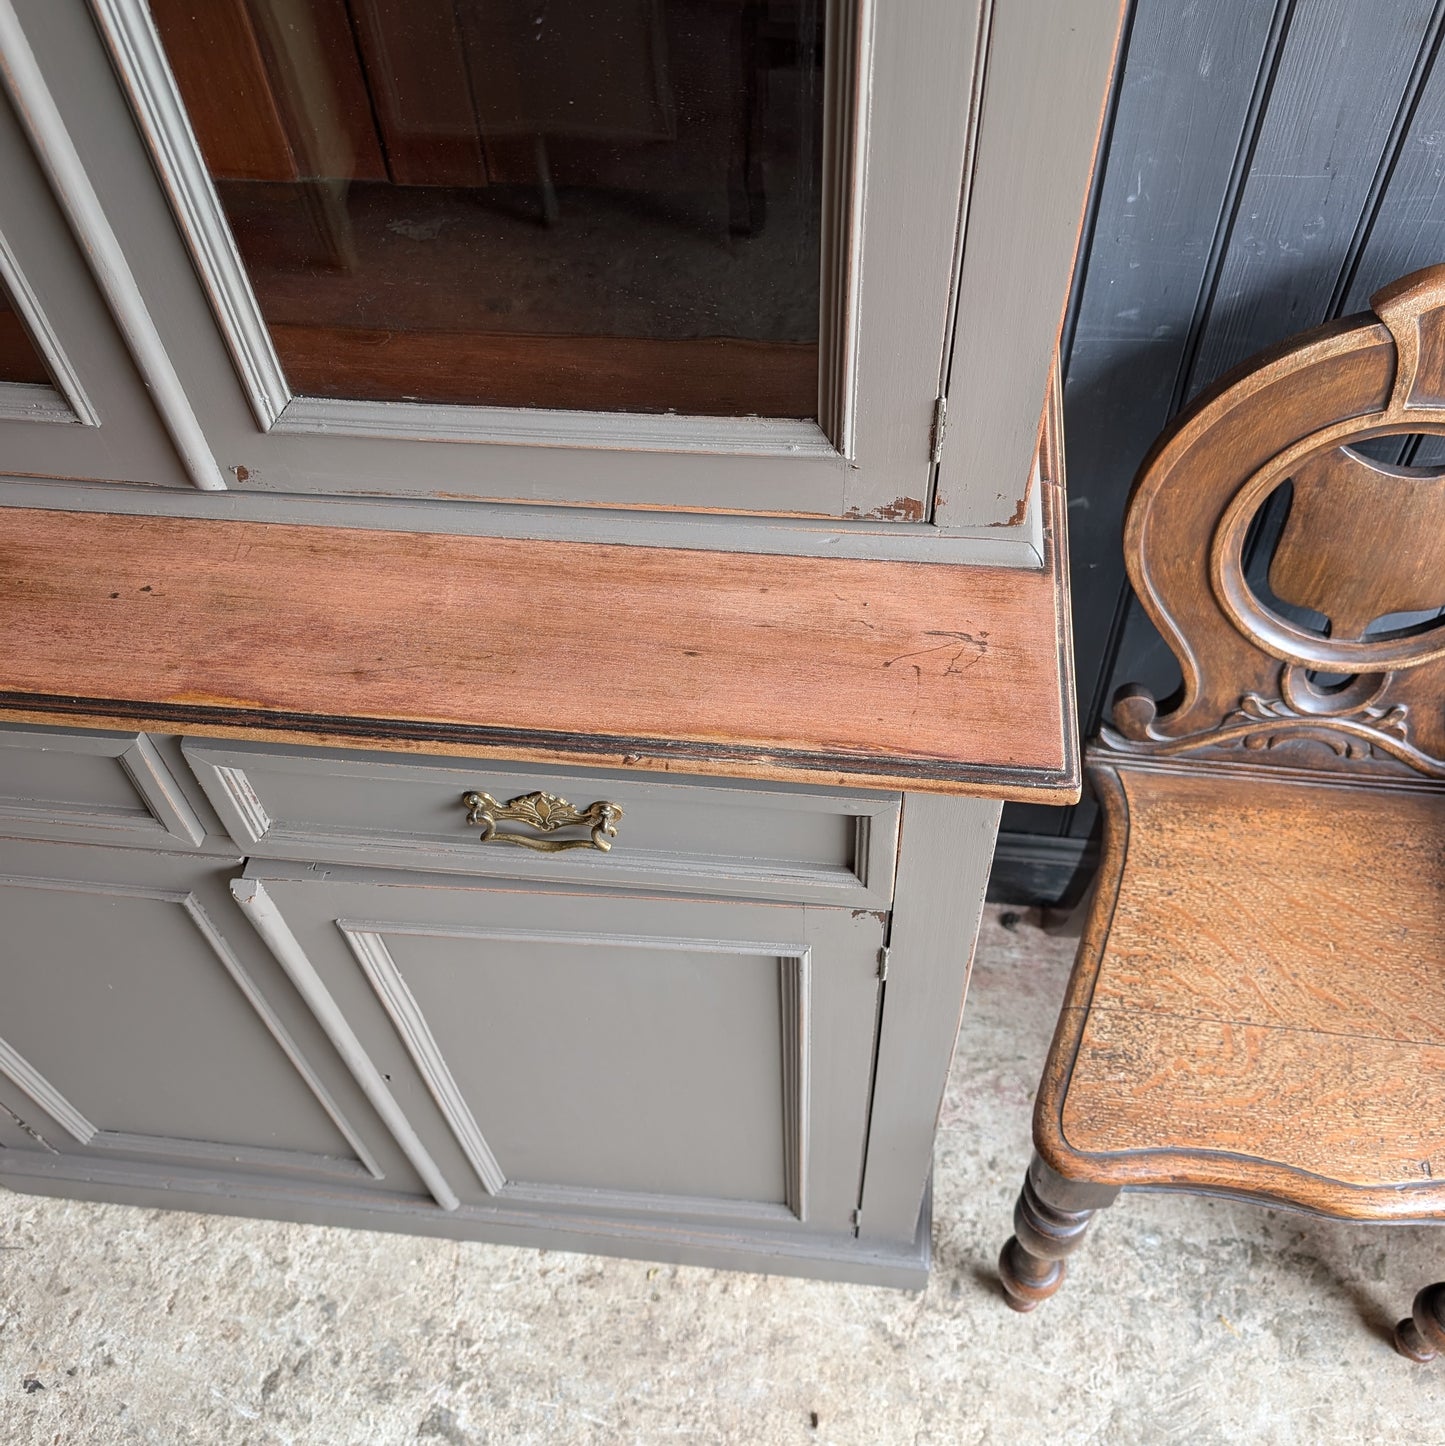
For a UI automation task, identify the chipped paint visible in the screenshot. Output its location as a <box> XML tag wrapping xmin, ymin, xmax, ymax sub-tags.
<box><xmin>989</xmin><ymin>492</ymin><xmax>1029</xmax><ymax>528</ymax></box>
<box><xmin>845</xmin><ymin>496</ymin><xmax>926</xmax><ymax>523</ymax></box>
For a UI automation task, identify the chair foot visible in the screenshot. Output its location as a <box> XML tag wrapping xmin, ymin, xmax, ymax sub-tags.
<box><xmin>999</xmin><ymin>1233</ymin><xmax>1065</xmax><ymax>1312</ymax></box>
<box><xmin>1394</xmin><ymin>1282</ymin><xmax>1445</xmax><ymax>1362</ymax></box>
<box><xmin>998</xmin><ymin>1153</ymin><xmax>1119</xmax><ymax>1313</ymax></box>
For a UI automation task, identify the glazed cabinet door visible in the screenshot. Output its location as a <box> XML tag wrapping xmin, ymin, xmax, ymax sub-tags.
<box><xmin>45</xmin><ymin>0</ymin><xmax>967</xmax><ymax>517</ymax></box>
<box><xmin>0</xmin><ymin>0</ymin><xmax>1121</xmax><ymax>534</ymax></box>
<box><xmin>235</xmin><ymin>863</ymin><xmax>885</xmax><ymax>1236</ymax></box>
<box><xmin>0</xmin><ymin>839</ymin><xmax>430</xmax><ymax>1203</ymax></box>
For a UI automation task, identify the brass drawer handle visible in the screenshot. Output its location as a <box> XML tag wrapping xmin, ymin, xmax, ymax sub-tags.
<box><xmin>461</xmin><ymin>790</ymin><xmax>623</xmax><ymax>853</ymax></box>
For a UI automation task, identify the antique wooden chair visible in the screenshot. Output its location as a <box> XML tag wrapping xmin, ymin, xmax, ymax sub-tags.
<box><xmin>997</xmin><ymin>266</ymin><xmax>1445</xmax><ymax>1356</ymax></box>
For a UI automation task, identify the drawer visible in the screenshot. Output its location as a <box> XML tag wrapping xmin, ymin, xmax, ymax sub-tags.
<box><xmin>0</xmin><ymin>725</ymin><xmax>205</xmax><ymax>849</ymax></box>
<box><xmin>184</xmin><ymin>740</ymin><xmax>901</xmax><ymax>907</ymax></box>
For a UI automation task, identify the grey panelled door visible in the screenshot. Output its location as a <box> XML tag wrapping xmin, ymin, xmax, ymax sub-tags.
<box><xmin>0</xmin><ymin>839</ymin><xmax>425</xmax><ymax>1198</ymax></box>
<box><xmin>239</xmin><ymin>865</ymin><xmax>885</xmax><ymax>1232</ymax></box>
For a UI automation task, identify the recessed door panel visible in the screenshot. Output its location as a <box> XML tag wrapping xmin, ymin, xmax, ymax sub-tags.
<box><xmin>0</xmin><ymin>841</ymin><xmax>424</xmax><ymax>1196</ymax></box>
<box><xmin>240</xmin><ymin>866</ymin><xmax>884</xmax><ymax>1231</ymax></box>
<box><xmin>369</xmin><ymin>928</ymin><xmax>790</xmax><ymax>1204</ymax></box>
<box><xmin>6</xmin><ymin>887</ymin><xmax>344</xmax><ymax>1151</ymax></box>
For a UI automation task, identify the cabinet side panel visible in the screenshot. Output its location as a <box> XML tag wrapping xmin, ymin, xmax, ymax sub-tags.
<box><xmin>857</xmin><ymin>791</ymin><xmax>1000</xmax><ymax>1241</ymax></box>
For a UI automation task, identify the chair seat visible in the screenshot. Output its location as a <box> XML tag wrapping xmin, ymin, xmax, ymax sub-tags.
<box><xmin>1039</xmin><ymin>761</ymin><xmax>1445</xmax><ymax>1219</ymax></box>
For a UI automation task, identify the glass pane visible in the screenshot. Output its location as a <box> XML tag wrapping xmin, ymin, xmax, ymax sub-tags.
<box><xmin>0</xmin><ymin>282</ymin><xmax>52</xmax><ymax>386</ymax></box>
<box><xmin>151</xmin><ymin>0</ymin><xmax>824</xmax><ymax>418</ymax></box>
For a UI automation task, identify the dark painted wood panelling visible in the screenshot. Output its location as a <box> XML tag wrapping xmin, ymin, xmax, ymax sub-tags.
<box><xmin>1343</xmin><ymin>25</ymin><xmax>1445</xmax><ymax>310</ymax></box>
<box><xmin>1188</xmin><ymin>0</ymin><xmax>1444</xmax><ymax>392</ymax></box>
<box><xmin>994</xmin><ymin>0</ymin><xmax>1445</xmax><ymax>899</ymax></box>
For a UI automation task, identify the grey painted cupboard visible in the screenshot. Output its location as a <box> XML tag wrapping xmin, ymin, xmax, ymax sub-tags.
<box><xmin>0</xmin><ymin>726</ymin><xmax>999</xmax><ymax>1283</ymax></box>
<box><xmin>0</xmin><ymin>0</ymin><xmax>1123</xmax><ymax>1283</ymax></box>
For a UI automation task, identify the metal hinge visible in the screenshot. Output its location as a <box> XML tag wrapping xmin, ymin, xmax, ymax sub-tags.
<box><xmin>876</xmin><ymin>945</ymin><xmax>890</xmax><ymax>981</ymax></box>
<box><xmin>929</xmin><ymin>395</ymin><xmax>948</xmax><ymax>464</ymax></box>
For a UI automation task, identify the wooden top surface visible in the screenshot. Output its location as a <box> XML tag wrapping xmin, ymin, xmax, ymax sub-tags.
<box><xmin>0</xmin><ymin>487</ymin><xmax>1077</xmax><ymax>800</ymax></box>
<box><xmin>1040</xmin><ymin>763</ymin><xmax>1445</xmax><ymax>1217</ymax></box>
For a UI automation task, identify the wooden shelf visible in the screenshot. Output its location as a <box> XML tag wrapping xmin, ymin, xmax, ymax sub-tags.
<box><xmin>0</xmin><ymin>475</ymin><xmax>1077</xmax><ymax>800</ymax></box>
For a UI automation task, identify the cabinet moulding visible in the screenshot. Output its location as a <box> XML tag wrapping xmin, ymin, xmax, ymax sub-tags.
<box><xmin>0</xmin><ymin>0</ymin><xmax>224</xmax><ymax>488</ymax></box>
<box><xmin>0</xmin><ymin>226</ymin><xmax>97</xmax><ymax>426</ymax></box>
<box><xmin>0</xmin><ymin>873</ymin><xmax>383</xmax><ymax>1182</ymax></box>
<box><xmin>231</xmin><ymin>877</ymin><xmax>463</xmax><ymax>1212</ymax></box>
<box><xmin>0</xmin><ymin>728</ymin><xmax>204</xmax><ymax>848</ymax></box>
<box><xmin>340</xmin><ymin>922</ymin><xmax>813</xmax><ymax>1224</ymax></box>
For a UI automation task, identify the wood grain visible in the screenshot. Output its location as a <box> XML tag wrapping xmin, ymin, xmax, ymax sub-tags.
<box><xmin>274</xmin><ymin>324</ymin><xmax>819</xmax><ymax>420</ymax></box>
<box><xmin>1057</xmin><ymin>768</ymin><xmax>1445</xmax><ymax>1193</ymax></box>
<box><xmin>0</xmin><ymin>492</ymin><xmax>1076</xmax><ymax>800</ymax></box>
<box><xmin>148</xmin><ymin>0</ymin><xmax>299</xmax><ymax>182</ymax></box>
<box><xmin>1270</xmin><ymin>445</ymin><xmax>1445</xmax><ymax>638</ymax></box>
<box><xmin>1035</xmin><ymin>761</ymin><xmax>1445</xmax><ymax>1219</ymax></box>
<box><xmin>1107</xmin><ymin>293</ymin><xmax>1445</xmax><ymax>764</ymax></box>
<box><xmin>1064</xmin><ymin>1008</ymin><xmax>1445</xmax><ymax>1190</ymax></box>
<box><xmin>1091</xmin><ymin>771</ymin><xmax>1445</xmax><ymax>1043</ymax></box>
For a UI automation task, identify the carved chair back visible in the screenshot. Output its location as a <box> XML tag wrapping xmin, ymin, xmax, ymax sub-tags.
<box><xmin>1102</xmin><ymin>266</ymin><xmax>1445</xmax><ymax>782</ymax></box>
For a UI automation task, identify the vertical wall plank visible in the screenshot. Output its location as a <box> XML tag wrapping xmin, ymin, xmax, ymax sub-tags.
<box><xmin>1340</xmin><ymin>31</ymin><xmax>1445</xmax><ymax>467</ymax></box>
<box><xmin>1062</xmin><ymin>0</ymin><xmax>1281</xmax><ymax>724</ymax></box>
<box><xmin>1342</xmin><ymin>29</ymin><xmax>1445</xmax><ymax>309</ymax></box>
<box><xmin>1187</xmin><ymin>0</ymin><xmax>1440</xmax><ymax>392</ymax></box>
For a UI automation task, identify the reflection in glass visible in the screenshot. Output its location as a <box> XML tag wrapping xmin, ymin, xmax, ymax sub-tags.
<box><xmin>0</xmin><ymin>280</ymin><xmax>52</xmax><ymax>386</ymax></box>
<box><xmin>152</xmin><ymin>0</ymin><xmax>824</xmax><ymax>418</ymax></box>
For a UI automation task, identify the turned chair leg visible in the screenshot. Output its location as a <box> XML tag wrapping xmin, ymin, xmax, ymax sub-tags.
<box><xmin>1395</xmin><ymin>1282</ymin><xmax>1445</xmax><ymax>1362</ymax></box>
<box><xmin>999</xmin><ymin>1152</ymin><xmax>1119</xmax><ymax>1312</ymax></box>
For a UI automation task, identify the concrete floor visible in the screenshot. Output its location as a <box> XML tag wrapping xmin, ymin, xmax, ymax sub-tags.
<box><xmin>3</xmin><ymin>905</ymin><xmax>1443</xmax><ymax>1444</ymax></box>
